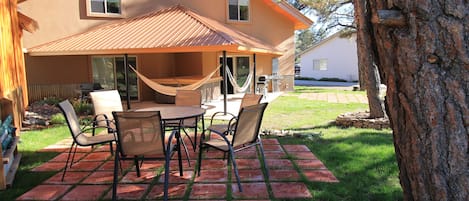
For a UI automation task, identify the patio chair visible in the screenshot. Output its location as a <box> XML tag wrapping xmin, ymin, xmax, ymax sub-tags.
<box><xmin>166</xmin><ymin>90</ymin><xmax>202</xmax><ymax>152</ymax></box>
<box><xmin>58</xmin><ymin>100</ymin><xmax>116</xmax><ymax>181</ymax></box>
<box><xmin>89</xmin><ymin>89</ymin><xmax>124</xmax><ymax>132</ymax></box>
<box><xmin>111</xmin><ymin>111</ymin><xmax>177</xmax><ymax>201</ymax></box>
<box><xmin>197</xmin><ymin>103</ymin><xmax>269</xmax><ymax>192</ymax></box>
<box><xmin>207</xmin><ymin>93</ymin><xmax>262</xmax><ymax>135</ymax></box>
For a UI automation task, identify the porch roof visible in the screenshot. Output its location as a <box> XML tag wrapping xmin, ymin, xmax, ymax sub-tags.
<box><xmin>27</xmin><ymin>5</ymin><xmax>283</xmax><ymax>56</ymax></box>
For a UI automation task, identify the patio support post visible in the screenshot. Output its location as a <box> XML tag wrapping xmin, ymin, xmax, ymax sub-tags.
<box><xmin>253</xmin><ymin>54</ymin><xmax>256</xmax><ymax>94</ymax></box>
<box><xmin>222</xmin><ymin>51</ymin><xmax>227</xmax><ymax>114</ymax></box>
<box><xmin>124</xmin><ymin>54</ymin><xmax>131</xmax><ymax>109</ymax></box>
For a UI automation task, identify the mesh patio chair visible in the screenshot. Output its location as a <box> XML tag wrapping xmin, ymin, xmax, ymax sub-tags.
<box><xmin>166</xmin><ymin>90</ymin><xmax>202</xmax><ymax>152</ymax></box>
<box><xmin>112</xmin><ymin>111</ymin><xmax>178</xmax><ymax>201</ymax></box>
<box><xmin>197</xmin><ymin>103</ymin><xmax>269</xmax><ymax>192</ymax></box>
<box><xmin>89</xmin><ymin>90</ymin><xmax>124</xmax><ymax>133</ymax></box>
<box><xmin>207</xmin><ymin>93</ymin><xmax>263</xmax><ymax>135</ymax></box>
<box><xmin>58</xmin><ymin>100</ymin><xmax>116</xmax><ymax>181</ymax></box>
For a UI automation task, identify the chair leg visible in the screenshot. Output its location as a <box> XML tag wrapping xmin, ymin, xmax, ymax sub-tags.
<box><xmin>61</xmin><ymin>141</ymin><xmax>75</xmax><ymax>181</ymax></box>
<box><xmin>181</xmin><ymin>127</ymin><xmax>196</xmax><ymax>152</ymax></box>
<box><xmin>112</xmin><ymin>148</ymin><xmax>120</xmax><ymax>201</ymax></box>
<box><xmin>229</xmin><ymin>147</ymin><xmax>242</xmax><ymax>192</ymax></box>
<box><xmin>134</xmin><ymin>158</ymin><xmax>141</xmax><ymax>177</ymax></box>
<box><xmin>179</xmin><ymin>133</ymin><xmax>192</xmax><ymax>167</ymax></box>
<box><xmin>175</xmin><ymin>130</ymin><xmax>184</xmax><ymax>176</ymax></box>
<box><xmin>197</xmin><ymin>144</ymin><xmax>204</xmax><ymax>176</ymax></box>
<box><xmin>257</xmin><ymin>142</ymin><xmax>270</xmax><ymax>180</ymax></box>
<box><xmin>164</xmin><ymin>146</ymin><xmax>172</xmax><ymax>201</ymax></box>
<box><xmin>69</xmin><ymin>143</ymin><xmax>79</xmax><ymax>167</ymax></box>
<box><xmin>109</xmin><ymin>141</ymin><xmax>114</xmax><ymax>156</ymax></box>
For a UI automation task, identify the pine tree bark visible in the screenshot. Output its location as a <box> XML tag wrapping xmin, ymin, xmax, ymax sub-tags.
<box><xmin>357</xmin><ymin>0</ymin><xmax>469</xmax><ymax>200</ymax></box>
<box><xmin>354</xmin><ymin>0</ymin><xmax>386</xmax><ymax>118</ymax></box>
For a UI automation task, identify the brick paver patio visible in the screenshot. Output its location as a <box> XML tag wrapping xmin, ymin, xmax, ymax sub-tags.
<box><xmin>17</xmin><ymin>136</ymin><xmax>338</xmax><ymax>200</ymax></box>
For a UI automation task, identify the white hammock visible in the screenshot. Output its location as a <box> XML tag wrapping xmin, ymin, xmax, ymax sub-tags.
<box><xmin>225</xmin><ymin>65</ymin><xmax>253</xmax><ymax>93</ymax></box>
<box><xmin>129</xmin><ymin>65</ymin><xmax>219</xmax><ymax>96</ymax></box>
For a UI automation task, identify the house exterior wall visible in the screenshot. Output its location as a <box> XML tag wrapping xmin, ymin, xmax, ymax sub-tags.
<box><xmin>25</xmin><ymin>55</ymin><xmax>90</xmax><ymax>84</ymax></box>
<box><xmin>20</xmin><ymin>0</ymin><xmax>303</xmax><ymax>102</ymax></box>
<box><xmin>299</xmin><ymin>34</ymin><xmax>359</xmax><ymax>82</ymax></box>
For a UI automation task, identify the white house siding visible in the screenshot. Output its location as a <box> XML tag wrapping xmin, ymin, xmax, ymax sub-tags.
<box><xmin>299</xmin><ymin>33</ymin><xmax>358</xmax><ymax>81</ymax></box>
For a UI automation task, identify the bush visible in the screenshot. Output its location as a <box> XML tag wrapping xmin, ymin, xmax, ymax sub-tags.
<box><xmin>40</xmin><ymin>96</ymin><xmax>62</xmax><ymax>106</ymax></box>
<box><xmin>318</xmin><ymin>77</ymin><xmax>347</xmax><ymax>82</ymax></box>
<box><xmin>70</xmin><ymin>99</ymin><xmax>93</xmax><ymax>116</ymax></box>
<box><xmin>50</xmin><ymin>113</ymin><xmax>65</xmax><ymax>124</ymax></box>
<box><xmin>295</xmin><ymin>77</ymin><xmax>317</xmax><ymax>81</ymax></box>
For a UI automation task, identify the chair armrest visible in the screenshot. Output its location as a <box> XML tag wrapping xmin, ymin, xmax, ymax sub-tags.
<box><xmin>209</xmin><ymin>111</ymin><xmax>237</xmax><ymax>125</ymax></box>
<box><xmin>92</xmin><ymin>114</ymin><xmax>116</xmax><ymax>134</ymax></box>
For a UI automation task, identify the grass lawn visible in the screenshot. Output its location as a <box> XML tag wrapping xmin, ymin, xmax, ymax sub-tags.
<box><xmin>0</xmin><ymin>86</ymin><xmax>403</xmax><ymax>200</ymax></box>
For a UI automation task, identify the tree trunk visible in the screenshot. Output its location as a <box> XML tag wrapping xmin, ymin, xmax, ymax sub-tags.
<box><xmin>354</xmin><ymin>0</ymin><xmax>386</xmax><ymax>118</ymax></box>
<box><xmin>361</xmin><ymin>0</ymin><xmax>469</xmax><ymax>200</ymax></box>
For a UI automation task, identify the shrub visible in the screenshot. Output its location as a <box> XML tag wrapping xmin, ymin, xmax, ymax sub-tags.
<box><xmin>50</xmin><ymin>113</ymin><xmax>65</xmax><ymax>124</ymax></box>
<box><xmin>70</xmin><ymin>99</ymin><xmax>93</xmax><ymax>116</ymax></box>
<box><xmin>295</xmin><ymin>77</ymin><xmax>317</xmax><ymax>81</ymax></box>
<box><xmin>318</xmin><ymin>77</ymin><xmax>347</xmax><ymax>82</ymax></box>
<box><xmin>40</xmin><ymin>96</ymin><xmax>62</xmax><ymax>106</ymax></box>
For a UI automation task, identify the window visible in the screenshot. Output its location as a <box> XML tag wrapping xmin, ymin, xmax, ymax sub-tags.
<box><xmin>228</xmin><ymin>0</ymin><xmax>249</xmax><ymax>21</ymax></box>
<box><xmin>87</xmin><ymin>0</ymin><xmax>122</xmax><ymax>17</ymax></box>
<box><xmin>313</xmin><ymin>59</ymin><xmax>328</xmax><ymax>71</ymax></box>
<box><xmin>91</xmin><ymin>56</ymin><xmax>138</xmax><ymax>100</ymax></box>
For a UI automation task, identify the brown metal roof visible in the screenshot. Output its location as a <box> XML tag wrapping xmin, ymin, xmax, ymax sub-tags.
<box><xmin>28</xmin><ymin>5</ymin><xmax>283</xmax><ymax>56</ymax></box>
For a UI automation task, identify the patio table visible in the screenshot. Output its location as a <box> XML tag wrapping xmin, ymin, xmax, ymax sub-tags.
<box><xmin>136</xmin><ymin>106</ymin><xmax>205</xmax><ymax>175</ymax></box>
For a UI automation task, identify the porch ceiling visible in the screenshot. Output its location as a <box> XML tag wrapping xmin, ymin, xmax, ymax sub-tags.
<box><xmin>27</xmin><ymin>5</ymin><xmax>283</xmax><ymax>56</ymax></box>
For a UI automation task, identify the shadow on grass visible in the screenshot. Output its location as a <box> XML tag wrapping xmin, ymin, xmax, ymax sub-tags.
<box><xmin>278</xmin><ymin>130</ymin><xmax>403</xmax><ymax>201</ymax></box>
<box><xmin>0</xmin><ymin>151</ymin><xmax>60</xmax><ymax>201</ymax></box>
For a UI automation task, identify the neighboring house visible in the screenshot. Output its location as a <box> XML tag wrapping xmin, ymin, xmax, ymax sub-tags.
<box><xmin>20</xmin><ymin>0</ymin><xmax>312</xmax><ymax>103</ymax></box>
<box><xmin>298</xmin><ymin>32</ymin><xmax>358</xmax><ymax>82</ymax></box>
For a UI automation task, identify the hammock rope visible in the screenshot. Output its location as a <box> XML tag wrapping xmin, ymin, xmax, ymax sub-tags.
<box><xmin>225</xmin><ymin>65</ymin><xmax>253</xmax><ymax>93</ymax></box>
<box><xmin>129</xmin><ymin>65</ymin><xmax>220</xmax><ymax>96</ymax></box>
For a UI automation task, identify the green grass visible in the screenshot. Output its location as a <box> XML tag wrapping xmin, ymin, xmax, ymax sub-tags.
<box><xmin>0</xmin><ymin>86</ymin><xmax>402</xmax><ymax>201</ymax></box>
<box><xmin>0</xmin><ymin>126</ymin><xmax>69</xmax><ymax>200</ymax></box>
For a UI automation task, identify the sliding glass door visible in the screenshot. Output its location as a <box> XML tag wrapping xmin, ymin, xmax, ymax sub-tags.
<box><xmin>91</xmin><ymin>56</ymin><xmax>138</xmax><ymax>100</ymax></box>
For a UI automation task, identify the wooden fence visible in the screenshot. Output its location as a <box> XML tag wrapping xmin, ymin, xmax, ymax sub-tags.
<box><xmin>27</xmin><ymin>84</ymin><xmax>81</xmax><ymax>102</ymax></box>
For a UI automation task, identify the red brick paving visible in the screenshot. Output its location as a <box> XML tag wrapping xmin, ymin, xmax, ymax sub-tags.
<box><xmin>44</xmin><ymin>171</ymin><xmax>90</xmax><ymax>184</ymax></box>
<box><xmin>270</xmin><ymin>182</ymin><xmax>312</xmax><ymax>199</ymax></box>
<box><xmin>190</xmin><ymin>183</ymin><xmax>227</xmax><ymax>199</ymax></box>
<box><xmin>81</xmin><ymin>171</ymin><xmax>115</xmax><ymax>184</ymax></box>
<box><xmin>295</xmin><ymin>159</ymin><xmax>326</xmax><ymax>169</ymax></box>
<box><xmin>268</xmin><ymin>169</ymin><xmax>301</xmax><ymax>181</ymax></box>
<box><xmin>104</xmin><ymin>184</ymin><xmax>149</xmax><ymax>200</ymax></box>
<box><xmin>19</xmin><ymin>138</ymin><xmax>338</xmax><ymax>200</ymax></box>
<box><xmin>231</xmin><ymin>169</ymin><xmax>265</xmax><ymax>182</ymax></box>
<box><xmin>147</xmin><ymin>183</ymin><xmax>187</xmax><ymax>199</ymax></box>
<box><xmin>194</xmin><ymin>169</ymin><xmax>228</xmax><ymax>182</ymax></box>
<box><xmin>49</xmin><ymin>152</ymin><xmax>86</xmax><ymax>162</ymax></box>
<box><xmin>231</xmin><ymin>182</ymin><xmax>269</xmax><ymax>199</ymax></box>
<box><xmin>16</xmin><ymin>185</ymin><xmax>72</xmax><ymax>200</ymax></box>
<box><xmin>31</xmin><ymin>161</ymin><xmax>65</xmax><ymax>172</ymax></box>
<box><xmin>303</xmin><ymin>169</ymin><xmax>340</xmax><ymax>183</ymax></box>
<box><xmin>61</xmin><ymin>185</ymin><xmax>109</xmax><ymax>201</ymax></box>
